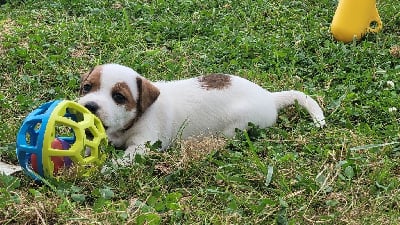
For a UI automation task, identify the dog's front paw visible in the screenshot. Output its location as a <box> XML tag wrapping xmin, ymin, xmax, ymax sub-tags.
<box><xmin>100</xmin><ymin>157</ymin><xmax>132</xmax><ymax>174</ymax></box>
<box><xmin>122</xmin><ymin>144</ymin><xmax>149</xmax><ymax>161</ymax></box>
<box><xmin>100</xmin><ymin>164</ymin><xmax>113</xmax><ymax>174</ymax></box>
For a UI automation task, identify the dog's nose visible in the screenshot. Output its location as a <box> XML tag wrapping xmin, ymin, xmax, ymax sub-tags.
<box><xmin>84</xmin><ymin>101</ymin><xmax>99</xmax><ymax>114</ymax></box>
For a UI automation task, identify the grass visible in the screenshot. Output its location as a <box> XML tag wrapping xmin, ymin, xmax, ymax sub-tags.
<box><xmin>0</xmin><ymin>0</ymin><xmax>399</xmax><ymax>224</ymax></box>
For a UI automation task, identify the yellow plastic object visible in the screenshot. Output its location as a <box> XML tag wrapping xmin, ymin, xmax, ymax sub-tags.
<box><xmin>41</xmin><ymin>100</ymin><xmax>107</xmax><ymax>178</ymax></box>
<box><xmin>330</xmin><ymin>0</ymin><xmax>382</xmax><ymax>43</ymax></box>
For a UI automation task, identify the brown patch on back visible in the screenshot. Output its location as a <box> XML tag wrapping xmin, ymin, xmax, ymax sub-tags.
<box><xmin>198</xmin><ymin>74</ymin><xmax>231</xmax><ymax>90</ymax></box>
<box><xmin>112</xmin><ymin>82</ymin><xmax>136</xmax><ymax>111</ymax></box>
<box><xmin>80</xmin><ymin>66</ymin><xmax>102</xmax><ymax>95</ymax></box>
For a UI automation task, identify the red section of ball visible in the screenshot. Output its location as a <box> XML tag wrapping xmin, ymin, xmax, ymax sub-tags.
<box><xmin>51</xmin><ymin>139</ymin><xmax>65</xmax><ymax>174</ymax></box>
<box><xmin>30</xmin><ymin>138</ymin><xmax>71</xmax><ymax>175</ymax></box>
<box><xmin>31</xmin><ymin>153</ymin><xmax>38</xmax><ymax>173</ymax></box>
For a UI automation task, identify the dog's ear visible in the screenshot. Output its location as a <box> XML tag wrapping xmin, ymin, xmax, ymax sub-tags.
<box><xmin>81</xmin><ymin>67</ymin><xmax>94</xmax><ymax>81</ymax></box>
<box><xmin>79</xmin><ymin>69</ymin><xmax>91</xmax><ymax>95</ymax></box>
<box><xmin>80</xmin><ymin>66</ymin><xmax>101</xmax><ymax>95</ymax></box>
<box><xmin>136</xmin><ymin>77</ymin><xmax>160</xmax><ymax>112</ymax></box>
<box><xmin>79</xmin><ymin>70</ymin><xmax>92</xmax><ymax>96</ymax></box>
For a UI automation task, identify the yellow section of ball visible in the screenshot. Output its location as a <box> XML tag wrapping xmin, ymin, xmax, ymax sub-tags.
<box><xmin>41</xmin><ymin>100</ymin><xmax>107</xmax><ymax>178</ymax></box>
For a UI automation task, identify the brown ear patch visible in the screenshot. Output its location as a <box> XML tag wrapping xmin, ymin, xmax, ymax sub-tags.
<box><xmin>198</xmin><ymin>74</ymin><xmax>231</xmax><ymax>90</ymax></box>
<box><xmin>80</xmin><ymin>66</ymin><xmax>102</xmax><ymax>95</ymax></box>
<box><xmin>136</xmin><ymin>77</ymin><xmax>160</xmax><ymax>113</ymax></box>
<box><xmin>111</xmin><ymin>82</ymin><xmax>137</xmax><ymax>111</ymax></box>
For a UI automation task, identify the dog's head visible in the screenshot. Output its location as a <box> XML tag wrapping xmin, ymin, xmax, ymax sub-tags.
<box><xmin>78</xmin><ymin>64</ymin><xmax>160</xmax><ymax>143</ymax></box>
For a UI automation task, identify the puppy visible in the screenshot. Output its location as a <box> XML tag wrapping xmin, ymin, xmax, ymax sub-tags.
<box><xmin>78</xmin><ymin>63</ymin><xmax>325</xmax><ymax>162</ymax></box>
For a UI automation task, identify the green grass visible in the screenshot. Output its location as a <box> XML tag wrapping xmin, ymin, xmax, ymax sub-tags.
<box><xmin>1</xmin><ymin>0</ymin><xmax>399</xmax><ymax>224</ymax></box>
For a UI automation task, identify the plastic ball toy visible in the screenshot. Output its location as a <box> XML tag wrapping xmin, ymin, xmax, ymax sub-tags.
<box><xmin>16</xmin><ymin>100</ymin><xmax>108</xmax><ymax>181</ymax></box>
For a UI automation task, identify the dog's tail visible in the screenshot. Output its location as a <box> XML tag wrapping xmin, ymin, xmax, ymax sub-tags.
<box><xmin>272</xmin><ymin>90</ymin><xmax>326</xmax><ymax>127</ymax></box>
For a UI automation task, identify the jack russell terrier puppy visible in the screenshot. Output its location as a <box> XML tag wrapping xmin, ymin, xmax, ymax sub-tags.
<box><xmin>78</xmin><ymin>63</ymin><xmax>325</xmax><ymax>162</ymax></box>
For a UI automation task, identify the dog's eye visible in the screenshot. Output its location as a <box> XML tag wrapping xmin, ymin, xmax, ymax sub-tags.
<box><xmin>82</xmin><ymin>84</ymin><xmax>92</xmax><ymax>94</ymax></box>
<box><xmin>112</xmin><ymin>92</ymin><xmax>127</xmax><ymax>104</ymax></box>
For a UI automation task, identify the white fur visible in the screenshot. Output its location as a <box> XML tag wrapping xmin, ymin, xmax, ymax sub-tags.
<box><xmin>78</xmin><ymin>64</ymin><xmax>325</xmax><ymax>162</ymax></box>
